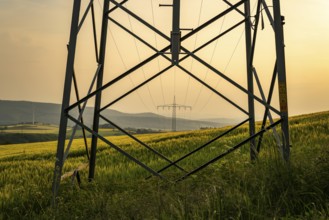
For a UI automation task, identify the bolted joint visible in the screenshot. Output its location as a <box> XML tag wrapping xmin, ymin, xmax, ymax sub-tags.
<box><xmin>281</xmin><ymin>15</ymin><xmax>285</xmax><ymax>25</ymax></box>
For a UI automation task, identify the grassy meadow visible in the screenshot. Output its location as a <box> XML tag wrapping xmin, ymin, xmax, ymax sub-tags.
<box><xmin>0</xmin><ymin>124</ymin><xmax>59</xmax><ymax>145</ymax></box>
<box><xmin>0</xmin><ymin>111</ymin><xmax>328</xmax><ymax>219</ymax></box>
<box><xmin>0</xmin><ymin>123</ymin><xmax>127</xmax><ymax>145</ymax></box>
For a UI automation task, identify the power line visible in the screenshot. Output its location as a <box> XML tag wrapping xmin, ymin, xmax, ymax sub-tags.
<box><xmin>127</xmin><ymin>4</ymin><xmax>157</xmax><ymax>109</ymax></box>
<box><xmin>97</xmin><ymin>0</ymin><xmax>151</xmax><ymax>112</ymax></box>
<box><xmin>183</xmin><ymin>0</ymin><xmax>204</xmax><ymax>106</ymax></box>
<box><xmin>198</xmin><ymin>29</ymin><xmax>245</xmax><ymax>113</ymax></box>
<box><xmin>198</xmin><ymin>0</ymin><xmax>258</xmax><ymax>113</ymax></box>
<box><xmin>192</xmin><ymin>8</ymin><xmax>227</xmax><ymax>107</ymax></box>
<box><xmin>108</xmin><ymin>30</ymin><xmax>151</xmax><ymax>111</ymax></box>
<box><xmin>173</xmin><ymin>67</ymin><xmax>176</xmax><ymax>96</ymax></box>
<box><xmin>150</xmin><ymin>0</ymin><xmax>166</xmax><ymax>105</ymax></box>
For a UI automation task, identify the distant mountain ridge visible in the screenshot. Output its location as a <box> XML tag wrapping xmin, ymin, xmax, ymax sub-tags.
<box><xmin>0</xmin><ymin>100</ymin><xmax>231</xmax><ymax>130</ymax></box>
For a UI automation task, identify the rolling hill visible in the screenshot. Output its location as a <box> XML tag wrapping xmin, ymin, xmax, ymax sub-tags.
<box><xmin>0</xmin><ymin>100</ymin><xmax>230</xmax><ymax>130</ymax></box>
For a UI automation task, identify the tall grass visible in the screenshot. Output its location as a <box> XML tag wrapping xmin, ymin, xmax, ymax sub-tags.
<box><xmin>0</xmin><ymin>111</ymin><xmax>328</xmax><ymax>219</ymax></box>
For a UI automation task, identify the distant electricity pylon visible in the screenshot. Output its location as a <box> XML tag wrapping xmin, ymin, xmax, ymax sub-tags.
<box><xmin>32</xmin><ymin>106</ymin><xmax>35</xmax><ymax>125</ymax></box>
<box><xmin>157</xmin><ymin>96</ymin><xmax>192</xmax><ymax>131</ymax></box>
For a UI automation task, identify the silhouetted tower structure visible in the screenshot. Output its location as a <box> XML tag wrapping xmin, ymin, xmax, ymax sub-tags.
<box><xmin>32</xmin><ymin>106</ymin><xmax>35</xmax><ymax>125</ymax></box>
<box><xmin>52</xmin><ymin>0</ymin><xmax>291</xmax><ymax>203</ymax></box>
<box><xmin>157</xmin><ymin>96</ymin><xmax>192</xmax><ymax>131</ymax></box>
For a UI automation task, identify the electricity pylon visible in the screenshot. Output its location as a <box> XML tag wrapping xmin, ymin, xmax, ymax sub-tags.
<box><xmin>157</xmin><ymin>96</ymin><xmax>192</xmax><ymax>131</ymax></box>
<box><xmin>52</xmin><ymin>0</ymin><xmax>291</xmax><ymax>203</ymax></box>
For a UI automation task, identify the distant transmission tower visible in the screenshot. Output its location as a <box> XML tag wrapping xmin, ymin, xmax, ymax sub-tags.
<box><xmin>32</xmin><ymin>106</ymin><xmax>35</xmax><ymax>125</ymax></box>
<box><xmin>157</xmin><ymin>96</ymin><xmax>192</xmax><ymax>131</ymax></box>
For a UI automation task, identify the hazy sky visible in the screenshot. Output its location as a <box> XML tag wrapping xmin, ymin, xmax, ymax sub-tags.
<box><xmin>0</xmin><ymin>0</ymin><xmax>328</xmax><ymax>119</ymax></box>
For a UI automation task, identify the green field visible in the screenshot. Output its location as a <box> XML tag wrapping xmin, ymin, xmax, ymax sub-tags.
<box><xmin>0</xmin><ymin>123</ymin><xmax>161</xmax><ymax>145</ymax></box>
<box><xmin>0</xmin><ymin>112</ymin><xmax>328</xmax><ymax>219</ymax></box>
<box><xmin>0</xmin><ymin>124</ymin><xmax>59</xmax><ymax>145</ymax></box>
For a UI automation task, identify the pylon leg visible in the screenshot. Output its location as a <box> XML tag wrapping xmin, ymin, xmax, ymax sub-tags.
<box><xmin>52</xmin><ymin>0</ymin><xmax>81</xmax><ymax>205</ymax></box>
<box><xmin>89</xmin><ymin>0</ymin><xmax>110</xmax><ymax>180</ymax></box>
<box><xmin>244</xmin><ymin>0</ymin><xmax>256</xmax><ymax>160</ymax></box>
<box><xmin>272</xmin><ymin>0</ymin><xmax>290</xmax><ymax>161</ymax></box>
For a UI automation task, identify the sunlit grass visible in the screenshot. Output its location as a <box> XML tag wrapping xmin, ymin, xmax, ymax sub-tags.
<box><xmin>1</xmin><ymin>124</ymin><xmax>58</xmax><ymax>134</ymax></box>
<box><xmin>0</xmin><ymin>111</ymin><xmax>328</xmax><ymax>219</ymax></box>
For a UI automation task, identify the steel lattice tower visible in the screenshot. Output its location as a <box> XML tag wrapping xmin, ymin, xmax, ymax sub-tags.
<box><xmin>52</xmin><ymin>0</ymin><xmax>290</xmax><ymax>204</ymax></box>
<box><xmin>157</xmin><ymin>96</ymin><xmax>192</xmax><ymax>131</ymax></box>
